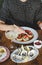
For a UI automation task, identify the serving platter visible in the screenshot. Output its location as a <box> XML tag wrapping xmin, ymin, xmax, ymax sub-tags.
<box><xmin>10</xmin><ymin>45</ymin><xmax>39</xmax><ymax>63</ymax></box>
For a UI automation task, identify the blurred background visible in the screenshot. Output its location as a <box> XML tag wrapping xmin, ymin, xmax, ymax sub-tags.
<box><xmin>0</xmin><ymin>0</ymin><xmax>4</xmax><ymax>9</ymax></box>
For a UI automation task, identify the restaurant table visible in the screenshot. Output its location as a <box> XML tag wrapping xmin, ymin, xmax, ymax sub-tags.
<box><xmin>0</xmin><ymin>30</ymin><xmax>42</xmax><ymax>65</ymax></box>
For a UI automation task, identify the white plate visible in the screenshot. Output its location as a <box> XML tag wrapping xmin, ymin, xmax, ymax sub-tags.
<box><xmin>0</xmin><ymin>46</ymin><xmax>7</xmax><ymax>60</ymax></box>
<box><xmin>0</xmin><ymin>46</ymin><xmax>10</xmax><ymax>63</ymax></box>
<box><xmin>10</xmin><ymin>46</ymin><xmax>39</xmax><ymax>63</ymax></box>
<box><xmin>12</xmin><ymin>27</ymin><xmax>38</xmax><ymax>44</ymax></box>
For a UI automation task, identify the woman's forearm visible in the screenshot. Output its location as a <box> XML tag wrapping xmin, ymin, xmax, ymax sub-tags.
<box><xmin>0</xmin><ymin>23</ymin><xmax>14</xmax><ymax>31</ymax></box>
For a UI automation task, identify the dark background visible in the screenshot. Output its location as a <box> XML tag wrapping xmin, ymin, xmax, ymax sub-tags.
<box><xmin>0</xmin><ymin>0</ymin><xmax>4</xmax><ymax>9</ymax></box>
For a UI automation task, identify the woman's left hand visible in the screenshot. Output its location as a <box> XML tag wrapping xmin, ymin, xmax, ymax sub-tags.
<box><xmin>37</xmin><ymin>21</ymin><xmax>42</xmax><ymax>30</ymax></box>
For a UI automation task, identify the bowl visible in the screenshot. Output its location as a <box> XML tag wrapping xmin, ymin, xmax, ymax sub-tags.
<box><xmin>34</xmin><ymin>40</ymin><xmax>42</xmax><ymax>49</ymax></box>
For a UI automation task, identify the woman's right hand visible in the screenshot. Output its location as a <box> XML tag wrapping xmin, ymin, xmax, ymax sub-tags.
<box><xmin>0</xmin><ymin>20</ymin><xmax>5</xmax><ymax>24</ymax></box>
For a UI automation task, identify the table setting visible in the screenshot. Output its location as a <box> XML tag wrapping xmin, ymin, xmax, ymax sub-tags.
<box><xmin>0</xmin><ymin>24</ymin><xmax>42</xmax><ymax>65</ymax></box>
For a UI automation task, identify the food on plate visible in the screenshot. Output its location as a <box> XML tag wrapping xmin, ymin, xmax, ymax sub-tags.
<box><xmin>25</xmin><ymin>30</ymin><xmax>33</xmax><ymax>38</ymax></box>
<box><xmin>14</xmin><ymin>25</ymin><xmax>33</xmax><ymax>42</ymax></box>
<box><xmin>11</xmin><ymin>45</ymin><xmax>30</xmax><ymax>62</ymax></box>
<box><xmin>5</xmin><ymin>25</ymin><xmax>33</xmax><ymax>42</ymax></box>
<box><xmin>15</xmin><ymin>30</ymin><xmax>33</xmax><ymax>42</ymax></box>
<box><xmin>28</xmin><ymin>50</ymin><xmax>36</xmax><ymax>57</ymax></box>
<box><xmin>0</xmin><ymin>46</ymin><xmax>10</xmax><ymax>63</ymax></box>
<box><xmin>13</xmin><ymin>25</ymin><xmax>33</xmax><ymax>42</ymax></box>
<box><xmin>24</xmin><ymin>46</ymin><xmax>31</xmax><ymax>52</ymax></box>
<box><xmin>11</xmin><ymin>45</ymin><xmax>39</xmax><ymax>63</ymax></box>
<box><xmin>0</xmin><ymin>47</ymin><xmax>6</xmax><ymax>58</ymax></box>
<box><xmin>5</xmin><ymin>31</ymin><xmax>18</xmax><ymax>40</ymax></box>
<box><xmin>15</xmin><ymin>33</ymin><xmax>29</xmax><ymax>42</ymax></box>
<box><xmin>0</xmin><ymin>48</ymin><xmax>6</xmax><ymax>53</ymax></box>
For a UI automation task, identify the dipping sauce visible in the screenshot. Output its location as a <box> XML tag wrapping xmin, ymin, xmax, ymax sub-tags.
<box><xmin>35</xmin><ymin>42</ymin><xmax>41</xmax><ymax>45</ymax></box>
<box><xmin>34</xmin><ymin>40</ymin><xmax>42</xmax><ymax>49</ymax></box>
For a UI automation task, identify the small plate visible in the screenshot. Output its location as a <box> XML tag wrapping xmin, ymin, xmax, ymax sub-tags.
<box><xmin>34</xmin><ymin>40</ymin><xmax>42</xmax><ymax>49</ymax></box>
<box><xmin>10</xmin><ymin>46</ymin><xmax>39</xmax><ymax>63</ymax></box>
<box><xmin>0</xmin><ymin>46</ymin><xmax>10</xmax><ymax>63</ymax></box>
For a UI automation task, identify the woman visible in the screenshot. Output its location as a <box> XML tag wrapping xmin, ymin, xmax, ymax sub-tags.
<box><xmin>0</xmin><ymin>0</ymin><xmax>42</xmax><ymax>31</ymax></box>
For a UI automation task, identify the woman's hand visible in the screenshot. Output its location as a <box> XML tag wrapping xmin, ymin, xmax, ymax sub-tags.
<box><xmin>0</xmin><ymin>20</ymin><xmax>5</xmax><ymax>24</ymax></box>
<box><xmin>39</xmin><ymin>23</ymin><xmax>42</xmax><ymax>29</ymax></box>
<box><xmin>37</xmin><ymin>21</ymin><xmax>42</xmax><ymax>30</ymax></box>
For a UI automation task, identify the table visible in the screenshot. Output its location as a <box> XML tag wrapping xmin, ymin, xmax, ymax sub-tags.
<box><xmin>0</xmin><ymin>30</ymin><xmax>42</xmax><ymax>65</ymax></box>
